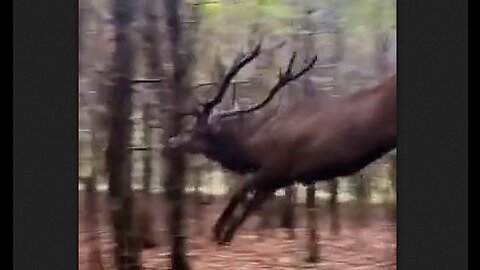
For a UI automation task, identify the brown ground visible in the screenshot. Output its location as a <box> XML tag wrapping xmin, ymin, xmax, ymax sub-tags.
<box><xmin>79</xmin><ymin>193</ymin><xmax>396</xmax><ymax>270</ymax></box>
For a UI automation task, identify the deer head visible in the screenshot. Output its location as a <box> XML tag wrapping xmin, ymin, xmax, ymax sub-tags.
<box><xmin>168</xmin><ymin>41</ymin><xmax>318</xmax><ymax>171</ymax></box>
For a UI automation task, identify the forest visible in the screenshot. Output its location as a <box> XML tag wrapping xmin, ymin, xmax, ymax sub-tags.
<box><xmin>78</xmin><ymin>0</ymin><xmax>397</xmax><ymax>269</ymax></box>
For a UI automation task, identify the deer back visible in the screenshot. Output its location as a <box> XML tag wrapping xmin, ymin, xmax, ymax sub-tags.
<box><xmin>240</xmin><ymin>74</ymin><xmax>396</xmax><ymax>182</ymax></box>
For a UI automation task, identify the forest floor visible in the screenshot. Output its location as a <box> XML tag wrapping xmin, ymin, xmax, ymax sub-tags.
<box><xmin>79</xmin><ymin>193</ymin><xmax>396</xmax><ymax>270</ymax></box>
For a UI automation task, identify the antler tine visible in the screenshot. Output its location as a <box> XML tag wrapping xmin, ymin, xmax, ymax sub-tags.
<box><xmin>286</xmin><ymin>52</ymin><xmax>297</xmax><ymax>74</ymax></box>
<box><xmin>290</xmin><ymin>54</ymin><xmax>317</xmax><ymax>81</ymax></box>
<box><xmin>203</xmin><ymin>42</ymin><xmax>262</xmax><ymax>113</ymax></box>
<box><xmin>218</xmin><ymin>54</ymin><xmax>318</xmax><ymax>118</ymax></box>
<box><xmin>230</xmin><ymin>51</ymin><xmax>246</xmax><ymax>68</ymax></box>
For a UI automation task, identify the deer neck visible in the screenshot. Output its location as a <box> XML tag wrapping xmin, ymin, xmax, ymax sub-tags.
<box><xmin>202</xmin><ymin>125</ymin><xmax>259</xmax><ymax>174</ymax></box>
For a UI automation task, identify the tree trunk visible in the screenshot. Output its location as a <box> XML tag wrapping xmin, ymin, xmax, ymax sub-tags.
<box><xmin>137</xmin><ymin>103</ymin><xmax>157</xmax><ymax>249</ymax></box>
<box><xmin>281</xmin><ymin>186</ymin><xmax>296</xmax><ymax>239</ymax></box>
<box><xmin>142</xmin><ymin>104</ymin><xmax>152</xmax><ymax>194</ymax></box>
<box><xmin>162</xmin><ymin>0</ymin><xmax>193</xmax><ymax>269</ymax></box>
<box><xmin>143</xmin><ymin>0</ymin><xmax>168</xmax><ymax>124</ymax></box>
<box><xmin>389</xmin><ymin>152</ymin><xmax>397</xmax><ymax>221</ymax></box>
<box><xmin>329</xmin><ymin>178</ymin><xmax>341</xmax><ymax>235</ymax></box>
<box><xmin>142</xmin><ymin>0</ymin><xmax>167</xmax><ymax>247</ymax></box>
<box><xmin>301</xmin><ymin>10</ymin><xmax>319</xmax><ymax>262</ymax></box>
<box><xmin>354</xmin><ymin>171</ymin><xmax>369</xmax><ymax>227</ymax></box>
<box><xmin>256</xmin><ymin>197</ymin><xmax>274</xmax><ymax>240</ymax></box>
<box><xmin>85</xmin><ymin>98</ymin><xmax>104</xmax><ymax>270</ymax></box>
<box><xmin>81</xmin><ymin>4</ymin><xmax>110</xmax><ymax>161</ymax></box>
<box><xmin>105</xmin><ymin>0</ymin><xmax>140</xmax><ymax>268</ymax></box>
<box><xmin>389</xmin><ymin>152</ymin><xmax>397</xmax><ymax>195</ymax></box>
<box><xmin>277</xmin><ymin>36</ymin><xmax>296</xmax><ymax>239</ymax></box>
<box><xmin>305</xmin><ymin>184</ymin><xmax>319</xmax><ymax>263</ymax></box>
<box><xmin>79</xmin><ymin>8</ymin><xmax>109</xmax><ymax>268</ymax></box>
<box><xmin>193</xmin><ymin>166</ymin><xmax>204</xmax><ymax>235</ymax></box>
<box><xmin>78</xmin><ymin>0</ymin><xmax>87</xmax><ymax>76</ymax></box>
<box><xmin>85</xmin><ymin>174</ymin><xmax>104</xmax><ymax>270</ymax></box>
<box><xmin>134</xmin><ymin>197</ymin><xmax>157</xmax><ymax>249</ymax></box>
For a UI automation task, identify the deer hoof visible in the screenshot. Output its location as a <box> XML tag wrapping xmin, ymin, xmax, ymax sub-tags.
<box><xmin>219</xmin><ymin>230</ymin><xmax>236</xmax><ymax>245</ymax></box>
<box><xmin>217</xmin><ymin>238</ymin><xmax>232</xmax><ymax>247</ymax></box>
<box><xmin>211</xmin><ymin>226</ymin><xmax>223</xmax><ymax>243</ymax></box>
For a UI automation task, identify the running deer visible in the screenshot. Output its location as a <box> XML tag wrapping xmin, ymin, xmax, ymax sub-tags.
<box><xmin>168</xmin><ymin>42</ymin><xmax>397</xmax><ymax>244</ymax></box>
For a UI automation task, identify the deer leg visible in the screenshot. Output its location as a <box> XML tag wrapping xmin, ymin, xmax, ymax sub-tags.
<box><xmin>213</xmin><ymin>170</ymin><xmax>277</xmax><ymax>243</ymax></box>
<box><xmin>212</xmin><ymin>184</ymin><xmax>251</xmax><ymax>242</ymax></box>
<box><xmin>219</xmin><ymin>189</ymin><xmax>271</xmax><ymax>245</ymax></box>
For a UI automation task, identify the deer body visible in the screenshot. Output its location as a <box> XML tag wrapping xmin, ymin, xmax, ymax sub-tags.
<box><xmin>195</xmin><ymin>75</ymin><xmax>395</xmax><ymax>186</ymax></box>
<box><xmin>170</xmin><ymin>43</ymin><xmax>396</xmax><ymax>244</ymax></box>
<box><xmin>245</xmin><ymin>75</ymin><xmax>396</xmax><ymax>186</ymax></box>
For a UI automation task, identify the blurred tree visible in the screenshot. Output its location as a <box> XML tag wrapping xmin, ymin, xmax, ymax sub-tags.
<box><xmin>301</xmin><ymin>7</ymin><xmax>319</xmax><ymax>262</ymax></box>
<box><xmin>105</xmin><ymin>0</ymin><xmax>141</xmax><ymax>268</ymax></box>
<box><xmin>80</xmin><ymin>80</ymin><xmax>105</xmax><ymax>270</ymax></box>
<box><xmin>137</xmin><ymin>102</ymin><xmax>157</xmax><ymax>249</ymax></box>
<box><xmin>84</xmin><ymin>139</ymin><xmax>104</xmax><ymax>270</ymax></box>
<box><xmin>162</xmin><ymin>0</ymin><xmax>196</xmax><ymax>268</ymax></box>
<box><xmin>141</xmin><ymin>103</ymin><xmax>152</xmax><ymax>194</ymax></box>
<box><xmin>388</xmin><ymin>151</ymin><xmax>397</xmax><ymax>221</ymax></box>
<box><xmin>191</xmin><ymin>160</ymin><xmax>204</xmax><ymax>235</ymax></box>
<box><xmin>305</xmin><ymin>183</ymin><xmax>319</xmax><ymax>263</ymax></box>
<box><xmin>278</xmin><ymin>46</ymin><xmax>297</xmax><ymax>238</ymax></box>
<box><xmin>354</xmin><ymin>171</ymin><xmax>370</xmax><ymax>227</ymax></box>
<box><xmin>78</xmin><ymin>0</ymin><xmax>87</xmax><ymax>75</ymax></box>
<box><xmin>328</xmin><ymin>178</ymin><xmax>340</xmax><ymax>235</ymax></box>
<box><xmin>142</xmin><ymin>0</ymin><xmax>168</xmax><ymax>114</ymax></box>
<box><xmin>139</xmin><ymin>0</ymin><xmax>168</xmax><ymax>248</ymax></box>
<box><xmin>85</xmin><ymin>176</ymin><xmax>104</xmax><ymax>270</ymax></box>
<box><xmin>280</xmin><ymin>185</ymin><xmax>296</xmax><ymax>239</ymax></box>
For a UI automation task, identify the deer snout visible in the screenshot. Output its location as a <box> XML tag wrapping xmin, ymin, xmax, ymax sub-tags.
<box><xmin>167</xmin><ymin>135</ymin><xmax>190</xmax><ymax>149</ymax></box>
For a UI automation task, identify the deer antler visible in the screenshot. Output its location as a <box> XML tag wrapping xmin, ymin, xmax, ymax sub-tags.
<box><xmin>202</xmin><ymin>42</ymin><xmax>263</xmax><ymax>114</ymax></box>
<box><xmin>218</xmin><ymin>53</ymin><xmax>318</xmax><ymax>118</ymax></box>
